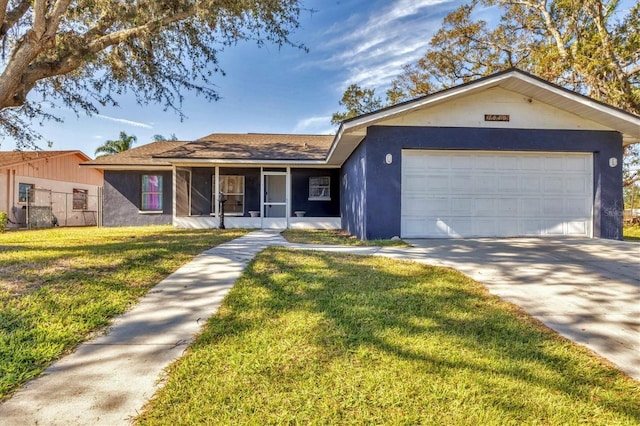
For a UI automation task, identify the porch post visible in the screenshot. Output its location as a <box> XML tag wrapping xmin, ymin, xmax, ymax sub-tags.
<box><xmin>286</xmin><ymin>166</ymin><xmax>291</xmax><ymax>229</ymax></box>
<box><xmin>260</xmin><ymin>167</ymin><xmax>264</xmax><ymax>228</ymax></box>
<box><xmin>214</xmin><ymin>166</ymin><xmax>220</xmax><ymax>218</ymax></box>
<box><xmin>171</xmin><ymin>165</ymin><xmax>176</xmax><ymax>226</ymax></box>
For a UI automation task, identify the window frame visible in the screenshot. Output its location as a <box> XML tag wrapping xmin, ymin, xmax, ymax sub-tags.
<box><xmin>216</xmin><ymin>175</ymin><xmax>245</xmax><ymax>216</ymax></box>
<box><xmin>308</xmin><ymin>176</ymin><xmax>331</xmax><ymax>201</ymax></box>
<box><xmin>72</xmin><ymin>188</ymin><xmax>88</xmax><ymax>210</ymax></box>
<box><xmin>141</xmin><ymin>175</ymin><xmax>164</xmax><ymax>212</ymax></box>
<box><xmin>18</xmin><ymin>183</ymin><xmax>34</xmax><ymax>204</ymax></box>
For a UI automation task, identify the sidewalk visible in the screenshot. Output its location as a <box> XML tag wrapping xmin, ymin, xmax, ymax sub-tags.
<box><xmin>0</xmin><ymin>230</ymin><xmax>286</xmax><ymax>426</ymax></box>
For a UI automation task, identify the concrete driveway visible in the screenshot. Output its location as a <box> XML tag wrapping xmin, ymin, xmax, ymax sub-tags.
<box><xmin>377</xmin><ymin>238</ymin><xmax>640</xmax><ymax>380</ymax></box>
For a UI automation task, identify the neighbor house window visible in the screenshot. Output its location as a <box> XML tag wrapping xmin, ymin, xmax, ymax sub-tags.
<box><xmin>18</xmin><ymin>183</ymin><xmax>34</xmax><ymax>203</ymax></box>
<box><xmin>141</xmin><ymin>175</ymin><xmax>163</xmax><ymax>211</ymax></box>
<box><xmin>73</xmin><ymin>189</ymin><xmax>88</xmax><ymax>210</ymax></box>
<box><xmin>309</xmin><ymin>176</ymin><xmax>330</xmax><ymax>200</ymax></box>
<box><xmin>218</xmin><ymin>175</ymin><xmax>245</xmax><ymax>215</ymax></box>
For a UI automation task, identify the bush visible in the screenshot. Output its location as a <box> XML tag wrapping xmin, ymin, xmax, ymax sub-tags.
<box><xmin>0</xmin><ymin>211</ymin><xmax>8</xmax><ymax>232</ymax></box>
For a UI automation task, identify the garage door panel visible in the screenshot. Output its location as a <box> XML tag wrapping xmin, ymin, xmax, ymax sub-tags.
<box><xmin>565</xmin><ymin>198</ymin><xmax>591</xmax><ymax>215</ymax></box>
<box><xmin>520</xmin><ymin>198</ymin><xmax>542</xmax><ymax>214</ymax></box>
<box><xmin>404</xmin><ymin>217</ymin><xmax>449</xmax><ymax>238</ymax></box>
<box><xmin>473</xmin><ymin>176</ymin><xmax>497</xmax><ymax>192</ymax></box>
<box><xmin>520</xmin><ymin>177</ymin><xmax>541</xmax><ymax>192</ymax></box>
<box><xmin>544</xmin><ymin>157</ymin><xmax>565</xmax><ymax>171</ymax></box>
<box><xmin>474</xmin><ymin>198</ymin><xmax>498</xmax><ymax>216</ymax></box>
<box><xmin>543</xmin><ymin>176</ymin><xmax>565</xmax><ymax>193</ymax></box>
<box><xmin>499</xmin><ymin>176</ymin><xmax>520</xmax><ymax>192</ymax></box>
<box><xmin>451</xmin><ymin>198</ymin><xmax>472</xmax><ymax>214</ymax></box>
<box><xmin>426</xmin><ymin>175</ymin><xmax>450</xmax><ymax>192</ymax></box>
<box><xmin>401</xmin><ymin>151</ymin><xmax>593</xmax><ymax>238</ymax></box>
<box><xmin>451</xmin><ymin>156</ymin><xmax>473</xmax><ymax>169</ymax></box>
<box><xmin>520</xmin><ymin>157</ymin><xmax>543</xmax><ymax>170</ymax></box>
<box><xmin>499</xmin><ymin>198</ymin><xmax>518</xmax><ymax>214</ymax></box>
<box><xmin>567</xmin><ymin>221</ymin><xmax>589</xmax><ymax>235</ymax></box>
<box><xmin>565</xmin><ymin>177</ymin><xmax>589</xmax><ymax>193</ymax></box>
<box><xmin>545</xmin><ymin>221</ymin><xmax>566</xmax><ymax>235</ymax></box>
<box><xmin>565</xmin><ymin>156</ymin><xmax>589</xmax><ymax>171</ymax></box>
<box><xmin>521</xmin><ymin>219</ymin><xmax>543</xmax><ymax>236</ymax></box>
<box><xmin>476</xmin><ymin>157</ymin><xmax>497</xmax><ymax>170</ymax></box>
<box><xmin>499</xmin><ymin>156</ymin><xmax>520</xmax><ymax>170</ymax></box>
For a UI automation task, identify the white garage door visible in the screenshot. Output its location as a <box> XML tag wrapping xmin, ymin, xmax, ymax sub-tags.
<box><xmin>401</xmin><ymin>150</ymin><xmax>593</xmax><ymax>238</ymax></box>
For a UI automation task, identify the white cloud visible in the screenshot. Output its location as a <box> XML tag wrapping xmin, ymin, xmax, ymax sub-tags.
<box><xmin>96</xmin><ymin>114</ymin><xmax>153</xmax><ymax>129</ymax></box>
<box><xmin>292</xmin><ymin>115</ymin><xmax>336</xmax><ymax>135</ymax></box>
<box><xmin>311</xmin><ymin>0</ymin><xmax>461</xmax><ymax>93</ymax></box>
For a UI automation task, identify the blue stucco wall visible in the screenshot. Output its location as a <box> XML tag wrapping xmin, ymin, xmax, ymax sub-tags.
<box><xmin>103</xmin><ymin>170</ymin><xmax>173</xmax><ymax>226</ymax></box>
<box><xmin>341</xmin><ymin>126</ymin><xmax>624</xmax><ymax>240</ymax></box>
<box><xmin>291</xmin><ymin>168</ymin><xmax>340</xmax><ymax>216</ymax></box>
<box><xmin>341</xmin><ymin>140</ymin><xmax>368</xmax><ymax>238</ymax></box>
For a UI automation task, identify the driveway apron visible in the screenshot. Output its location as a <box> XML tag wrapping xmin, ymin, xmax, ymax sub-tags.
<box><xmin>377</xmin><ymin>238</ymin><xmax>640</xmax><ymax>381</ymax></box>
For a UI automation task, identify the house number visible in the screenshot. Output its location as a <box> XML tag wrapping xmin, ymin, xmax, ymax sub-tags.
<box><xmin>484</xmin><ymin>114</ymin><xmax>510</xmax><ymax>121</ymax></box>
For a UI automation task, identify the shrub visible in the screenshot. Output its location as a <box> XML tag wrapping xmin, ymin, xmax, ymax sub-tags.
<box><xmin>0</xmin><ymin>211</ymin><xmax>8</xmax><ymax>232</ymax></box>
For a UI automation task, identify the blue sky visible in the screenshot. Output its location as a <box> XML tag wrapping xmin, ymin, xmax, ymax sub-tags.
<box><xmin>5</xmin><ymin>0</ymin><xmax>466</xmax><ymax>155</ymax></box>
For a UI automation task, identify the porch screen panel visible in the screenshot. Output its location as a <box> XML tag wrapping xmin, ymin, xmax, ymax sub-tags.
<box><xmin>220</xmin><ymin>175</ymin><xmax>244</xmax><ymax>215</ymax></box>
<box><xmin>141</xmin><ymin>175</ymin><xmax>163</xmax><ymax>211</ymax></box>
<box><xmin>176</xmin><ymin>170</ymin><xmax>190</xmax><ymax>216</ymax></box>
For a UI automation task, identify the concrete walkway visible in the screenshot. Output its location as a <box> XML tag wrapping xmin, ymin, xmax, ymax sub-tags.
<box><xmin>1</xmin><ymin>232</ymin><xmax>638</xmax><ymax>425</ymax></box>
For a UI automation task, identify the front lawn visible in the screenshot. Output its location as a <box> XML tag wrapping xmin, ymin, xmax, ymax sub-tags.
<box><xmin>624</xmin><ymin>225</ymin><xmax>640</xmax><ymax>241</ymax></box>
<box><xmin>138</xmin><ymin>248</ymin><xmax>640</xmax><ymax>425</ymax></box>
<box><xmin>0</xmin><ymin>226</ymin><xmax>246</xmax><ymax>400</ymax></box>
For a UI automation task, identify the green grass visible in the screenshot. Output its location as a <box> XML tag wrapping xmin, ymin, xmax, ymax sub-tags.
<box><xmin>282</xmin><ymin>229</ymin><xmax>408</xmax><ymax>246</ymax></box>
<box><xmin>624</xmin><ymin>225</ymin><xmax>640</xmax><ymax>241</ymax></box>
<box><xmin>137</xmin><ymin>248</ymin><xmax>640</xmax><ymax>425</ymax></box>
<box><xmin>0</xmin><ymin>225</ymin><xmax>246</xmax><ymax>400</ymax></box>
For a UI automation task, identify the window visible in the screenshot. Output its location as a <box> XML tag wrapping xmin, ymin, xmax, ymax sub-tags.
<box><xmin>141</xmin><ymin>175</ymin><xmax>163</xmax><ymax>211</ymax></box>
<box><xmin>218</xmin><ymin>175</ymin><xmax>245</xmax><ymax>215</ymax></box>
<box><xmin>73</xmin><ymin>189</ymin><xmax>88</xmax><ymax>210</ymax></box>
<box><xmin>18</xmin><ymin>183</ymin><xmax>34</xmax><ymax>203</ymax></box>
<box><xmin>309</xmin><ymin>176</ymin><xmax>330</xmax><ymax>201</ymax></box>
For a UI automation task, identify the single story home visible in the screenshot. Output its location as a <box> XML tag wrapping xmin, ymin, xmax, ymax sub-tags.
<box><xmin>1</xmin><ymin>150</ymin><xmax>104</xmax><ymax>228</ymax></box>
<box><xmin>83</xmin><ymin>69</ymin><xmax>640</xmax><ymax>240</ymax></box>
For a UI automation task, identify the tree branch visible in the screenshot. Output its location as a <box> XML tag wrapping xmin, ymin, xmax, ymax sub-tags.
<box><xmin>0</xmin><ymin>0</ymin><xmax>31</xmax><ymax>38</ymax></box>
<box><xmin>19</xmin><ymin>8</ymin><xmax>195</xmax><ymax>95</ymax></box>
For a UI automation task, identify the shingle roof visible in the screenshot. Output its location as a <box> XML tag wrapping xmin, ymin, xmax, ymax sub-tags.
<box><xmin>82</xmin><ymin>141</ymin><xmax>187</xmax><ymax>166</ymax></box>
<box><xmin>0</xmin><ymin>150</ymin><xmax>89</xmax><ymax>168</ymax></box>
<box><xmin>154</xmin><ymin>134</ymin><xmax>334</xmax><ymax>161</ymax></box>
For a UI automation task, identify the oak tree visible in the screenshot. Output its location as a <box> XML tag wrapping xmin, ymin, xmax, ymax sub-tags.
<box><xmin>330</xmin><ymin>83</ymin><xmax>383</xmax><ymax>125</ymax></box>
<box><xmin>389</xmin><ymin>0</ymin><xmax>640</xmax><ymax>115</ymax></box>
<box><xmin>0</xmin><ymin>0</ymin><xmax>303</xmax><ymax>148</ymax></box>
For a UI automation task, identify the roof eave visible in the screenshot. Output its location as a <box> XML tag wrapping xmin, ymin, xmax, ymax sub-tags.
<box><xmin>1</xmin><ymin>150</ymin><xmax>91</xmax><ymax>169</ymax></box>
<box><xmin>157</xmin><ymin>158</ymin><xmax>329</xmax><ymax>166</ymax></box>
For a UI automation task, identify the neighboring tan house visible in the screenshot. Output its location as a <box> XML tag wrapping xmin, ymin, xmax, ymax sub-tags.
<box><xmin>0</xmin><ymin>150</ymin><xmax>104</xmax><ymax>229</ymax></box>
<box><xmin>82</xmin><ymin>69</ymin><xmax>640</xmax><ymax>240</ymax></box>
